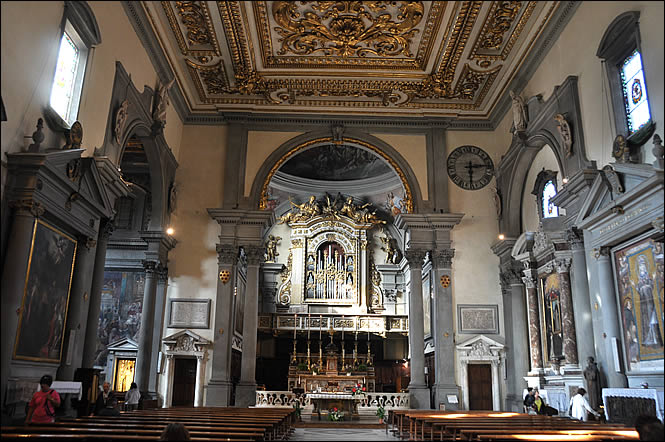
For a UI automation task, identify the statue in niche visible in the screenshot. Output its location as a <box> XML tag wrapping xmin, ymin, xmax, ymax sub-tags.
<box><xmin>380</xmin><ymin>233</ymin><xmax>401</xmax><ymax>264</ymax></box>
<box><xmin>264</xmin><ymin>235</ymin><xmax>281</xmax><ymax>263</ymax></box>
<box><xmin>509</xmin><ymin>90</ymin><xmax>528</xmax><ymax>133</ymax></box>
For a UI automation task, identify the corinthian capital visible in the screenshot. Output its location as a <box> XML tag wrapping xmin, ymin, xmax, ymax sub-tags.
<box><xmin>217</xmin><ymin>243</ymin><xmax>238</xmax><ymax>266</ymax></box>
<box><xmin>521</xmin><ymin>276</ymin><xmax>537</xmax><ymax>289</ymax></box>
<box><xmin>404</xmin><ymin>249</ymin><xmax>428</xmax><ymax>267</ymax></box>
<box><xmin>432</xmin><ymin>249</ymin><xmax>455</xmax><ymax>268</ymax></box>
<box><xmin>244</xmin><ymin>245</ymin><xmax>265</xmax><ymax>266</ymax></box>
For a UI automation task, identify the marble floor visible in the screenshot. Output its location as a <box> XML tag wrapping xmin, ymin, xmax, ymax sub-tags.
<box><xmin>288</xmin><ymin>427</ymin><xmax>396</xmax><ymax>441</ymax></box>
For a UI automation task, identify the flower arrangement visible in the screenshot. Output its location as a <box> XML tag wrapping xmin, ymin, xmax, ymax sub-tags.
<box><xmin>296</xmin><ymin>362</ymin><xmax>308</xmax><ymax>371</ymax></box>
<box><xmin>328</xmin><ymin>407</ymin><xmax>343</xmax><ymax>421</ymax></box>
<box><xmin>357</xmin><ymin>363</ymin><xmax>368</xmax><ymax>372</ymax></box>
<box><xmin>351</xmin><ymin>382</ymin><xmax>366</xmax><ymax>397</ymax></box>
<box><xmin>376</xmin><ymin>405</ymin><xmax>386</xmax><ymax>423</ymax></box>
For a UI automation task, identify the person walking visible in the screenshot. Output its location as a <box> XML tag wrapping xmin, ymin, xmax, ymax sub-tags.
<box><xmin>569</xmin><ymin>388</ymin><xmax>600</xmax><ymax>421</ymax></box>
<box><xmin>25</xmin><ymin>375</ymin><xmax>61</xmax><ymax>424</ymax></box>
<box><xmin>125</xmin><ymin>382</ymin><xmax>140</xmax><ymax>411</ymax></box>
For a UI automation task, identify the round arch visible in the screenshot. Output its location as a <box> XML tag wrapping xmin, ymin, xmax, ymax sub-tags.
<box><xmin>248</xmin><ymin>129</ymin><xmax>425</xmax><ymax>213</ymax></box>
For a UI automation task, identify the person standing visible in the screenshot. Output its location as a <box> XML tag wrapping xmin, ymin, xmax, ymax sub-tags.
<box><xmin>25</xmin><ymin>375</ymin><xmax>61</xmax><ymax>424</ymax></box>
<box><xmin>125</xmin><ymin>382</ymin><xmax>141</xmax><ymax>411</ymax></box>
<box><xmin>569</xmin><ymin>388</ymin><xmax>600</xmax><ymax>421</ymax></box>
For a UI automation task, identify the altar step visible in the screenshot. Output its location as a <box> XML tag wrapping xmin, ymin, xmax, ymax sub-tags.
<box><xmin>295</xmin><ymin>421</ymin><xmax>385</xmax><ymax>429</ymax></box>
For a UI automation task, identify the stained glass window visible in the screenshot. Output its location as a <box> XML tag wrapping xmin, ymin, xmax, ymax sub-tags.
<box><xmin>542</xmin><ymin>180</ymin><xmax>558</xmax><ymax>218</ymax></box>
<box><xmin>49</xmin><ymin>32</ymin><xmax>80</xmax><ymax>125</ymax></box>
<box><xmin>620</xmin><ymin>50</ymin><xmax>651</xmax><ymax>135</ymax></box>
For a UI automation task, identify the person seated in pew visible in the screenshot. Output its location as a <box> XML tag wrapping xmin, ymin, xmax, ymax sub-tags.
<box><xmin>533</xmin><ymin>390</ymin><xmax>558</xmax><ymax>416</ymax></box>
<box><xmin>523</xmin><ymin>387</ymin><xmax>536</xmax><ymax>413</ymax></box>
<box><xmin>160</xmin><ymin>422</ymin><xmax>191</xmax><ymax>441</ymax></box>
<box><xmin>92</xmin><ymin>381</ymin><xmax>116</xmax><ymax>416</ymax></box>
<box><xmin>98</xmin><ymin>398</ymin><xmax>121</xmax><ymax>416</ymax></box>
<box><xmin>634</xmin><ymin>414</ymin><xmax>664</xmax><ymax>441</ymax></box>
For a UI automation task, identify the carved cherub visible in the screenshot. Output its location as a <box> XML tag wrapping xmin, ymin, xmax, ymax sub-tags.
<box><xmin>265</xmin><ymin>235</ymin><xmax>281</xmax><ymax>263</ymax></box>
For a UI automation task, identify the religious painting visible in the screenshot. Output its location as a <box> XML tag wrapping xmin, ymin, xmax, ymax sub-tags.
<box><xmin>614</xmin><ymin>236</ymin><xmax>664</xmax><ymax>373</ymax></box>
<box><xmin>540</xmin><ymin>273</ymin><xmax>563</xmax><ymax>365</ymax></box>
<box><xmin>14</xmin><ymin>220</ymin><xmax>77</xmax><ymax>362</ymax></box>
<box><xmin>423</xmin><ymin>272</ymin><xmax>432</xmax><ymax>337</ymax></box>
<box><xmin>113</xmin><ymin>358</ymin><xmax>135</xmax><ymax>392</ymax></box>
<box><xmin>383</xmin><ymin>189</ymin><xmax>410</xmax><ymax>218</ymax></box>
<box><xmin>93</xmin><ymin>271</ymin><xmax>145</xmax><ymax>368</ymax></box>
<box><xmin>234</xmin><ymin>271</ymin><xmax>247</xmax><ymax>335</ymax></box>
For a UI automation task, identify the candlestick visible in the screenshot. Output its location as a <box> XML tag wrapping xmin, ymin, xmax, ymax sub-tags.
<box><xmin>294</xmin><ymin>314</ymin><xmax>297</xmax><ymax>340</ymax></box>
<box><xmin>367</xmin><ymin>316</ymin><xmax>370</xmax><ymax>341</ymax></box>
<box><xmin>342</xmin><ymin>315</ymin><xmax>344</xmax><ymax>340</ymax></box>
<box><xmin>308</xmin><ymin>313</ymin><xmax>311</xmax><ymax>339</ymax></box>
<box><xmin>319</xmin><ymin>314</ymin><xmax>322</xmax><ymax>340</ymax></box>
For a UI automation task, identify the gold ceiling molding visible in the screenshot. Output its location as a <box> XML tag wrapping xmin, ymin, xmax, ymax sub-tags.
<box><xmin>149</xmin><ymin>1</ymin><xmax>560</xmax><ymax>114</ymax></box>
<box><xmin>271</xmin><ymin>1</ymin><xmax>424</xmax><ymax>58</ymax></box>
<box><xmin>162</xmin><ymin>1</ymin><xmax>221</xmax><ymax>56</ymax></box>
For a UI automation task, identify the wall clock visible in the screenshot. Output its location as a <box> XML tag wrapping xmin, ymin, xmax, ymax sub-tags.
<box><xmin>447</xmin><ymin>145</ymin><xmax>494</xmax><ymax>190</ymax></box>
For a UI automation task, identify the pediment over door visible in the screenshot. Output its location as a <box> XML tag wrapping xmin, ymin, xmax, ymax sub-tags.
<box><xmin>106</xmin><ymin>338</ymin><xmax>138</xmax><ymax>353</ymax></box>
<box><xmin>456</xmin><ymin>335</ymin><xmax>505</xmax><ymax>361</ymax></box>
<box><xmin>576</xmin><ymin>163</ymin><xmax>663</xmax><ymax>248</ymax></box>
<box><xmin>162</xmin><ymin>330</ymin><xmax>211</xmax><ymax>354</ymax></box>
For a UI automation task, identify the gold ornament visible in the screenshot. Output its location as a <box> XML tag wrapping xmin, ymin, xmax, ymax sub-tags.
<box><xmin>219</xmin><ymin>269</ymin><xmax>230</xmax><ymax>284</ymax></box>
<box><xmin>440</xmin><ymin>275</ymin><xmax>451</xmax><ymax>288</ymax></box>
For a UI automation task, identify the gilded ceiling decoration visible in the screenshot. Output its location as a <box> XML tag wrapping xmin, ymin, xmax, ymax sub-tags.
<box><xmin>147</xmin><ymin>1</ymin><xmax>560</xmax><ymax>116</ymax></box>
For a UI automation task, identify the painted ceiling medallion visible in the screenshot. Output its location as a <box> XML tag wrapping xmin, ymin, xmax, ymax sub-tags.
<box><xmin>272</xmin><ymin>1</ymin><xmax>424</xmax><ymax>58</ymax></box>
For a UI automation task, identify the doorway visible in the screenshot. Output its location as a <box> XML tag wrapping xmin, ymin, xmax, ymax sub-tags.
<box><xmin>172</xmin><ymin>358</ymin><xmax>196</xmax><ymax>407</ymax></box>
<box><xmin>468</xmin><ymin>364</ymin><xmax>492</xmax><ymax>410</ymax></box>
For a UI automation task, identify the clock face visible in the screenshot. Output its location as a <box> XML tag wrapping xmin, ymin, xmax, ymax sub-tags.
<box><xmin>447</xmin><ymin>145</ymin><xmax>494</xmax><ymax>190</ymax></box>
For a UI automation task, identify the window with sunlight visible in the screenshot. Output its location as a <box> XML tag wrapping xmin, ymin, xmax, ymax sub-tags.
<box><xmin>542</xmin><ymin>180</ymin><xmax>558</xmax><ymax>218</ymax></box>
<box><xmin>50</xmin><ymin>31</ymin><xmax>81</xmax><ymax>126</ymax></box>
<box><xmin>620</xmin><ymin>50</ymin><xmax>651</xmax><ymax>135</ymax></box>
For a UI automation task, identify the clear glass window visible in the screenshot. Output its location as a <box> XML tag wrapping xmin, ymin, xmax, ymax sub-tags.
<box><xmin>542</xmin><ymin>180</ymin><xmax>558</xmax><ymax>218</ymax></box>
<box><xmin>620</xmin><ymin>50</ymin><xmax>651</xmax><ymax>135</ymax></box>
<box><xmin>49</xmin><ymin>31</ymin><xmax>80</xmax><ymax>126</ymax></box>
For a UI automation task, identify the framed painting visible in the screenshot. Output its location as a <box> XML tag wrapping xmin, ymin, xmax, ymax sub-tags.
<box><xmin>540</xmin><ymin>273</ymin><xmax>563</xmax><ymax>365</ymax></box>
<box><xmin>13</xmin><ymin>219</ymin><xmax>77</xmax><ymax>362</ymax></box>
<box><xmin>613</xmin><ymin>234</ymin><xmax>663</xmax><ymax>373</ymax></box>
<box><xmin>234</xmin><ymin>271</ymin><xmax>246</xmax><ymax>336</ymax></box>
<box><xmin>457</xmin><ymin>304</ymin><xmax>499</xmax><ymax>334</ymax></box>
<box><xmin>423</xmin><ymin>271</ymin><xmax>432</xmax><ymax>337</ymax></box>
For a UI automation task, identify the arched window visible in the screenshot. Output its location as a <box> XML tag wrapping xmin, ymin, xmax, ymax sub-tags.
<box><xmin>542</xmin><ymin>180</ymin><xmax>559</xmax><ymax>219</ymax></box>
<box><xmin>597</xmin><ymin>11</ymin><xmax>654</xmax><ymax>148</ymax></box>
<box><xmin>46</xmin><ymin>2</ymin><xmax>101</xmax><ymax>128</ymax></box>
<box><xmin>532</xmin><ymin>169</ymin><xmax>559</xmax><ymax>221</ymax></box>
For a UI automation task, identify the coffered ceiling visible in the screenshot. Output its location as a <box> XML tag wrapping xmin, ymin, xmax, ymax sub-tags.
<box><xmin>142</xmin><ymin>1</ymin><xmax>567</xmax><ymax>118</ymax></box>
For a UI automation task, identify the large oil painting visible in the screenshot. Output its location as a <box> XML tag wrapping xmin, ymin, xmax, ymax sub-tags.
<box><xmin>540</xmin><ymin>273</ymin><xmax>563</xmax><ymax>365</ymax></box>
<box><xmin>14</xmin><ymin>220</ymin><xmax>77</xmax><ymax>362</ymax></box>
<box><xmin>614</xmin><ymin>236</ymin><xmax>664</xmax><ymax>372</ymax></box>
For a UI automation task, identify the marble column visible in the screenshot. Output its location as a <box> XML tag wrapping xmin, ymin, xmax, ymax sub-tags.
<box><xmin>58</xmin><ymin>237</ymin><xmax>98</xmax><ymax>381</ymax></box>
<box><xmin>162</xmin><ymin>354</ymin><xmax>175</xmax><ymax>408</ymax></box>
<box><xmin>593</xmin><ymin>247</ymin><xmax>628</xmax><ymax>387</ymax></box>
<box><xmin>567</xmin><ymin>229</ymin><xmax>595</xmax><ymax>368</ymax></box>
<box><xmin>491</xmin><ymin>359</ymin><xmax>501</xmax><ymax>411</ymax></box>
<box><xmin>135</xmin><ymin>260</ymin><xmax>158</xmax><ymax>394</ymax></box>
<box><xmin>404</xmin><ymin>249</ymin><xmax>429</xmax><ymax>409</ymax></box>
<box><xmin>556</xmin><ymin>258</ymin><xmax>579</xmax><ymax>367</ymax></box>
<box><xmin>194</xmin><ymin>353</ymin><xmax>206</xmax><ymax>407</ymax></box>
<box><xmin>236</xmin><ymin>245</ymin><xmax>264</xmax><ymax>407</ymax></box>
<box><xmin>82</xmin><ymin>219</ymin><xmax>114</xmax><ymax>368</ymax></box>
<box><xmin>149</xmin><ymin>267</ymin><xmax>169</xmax><ymax>400</ymax></box>
<box><xmin>0</xmin><ymin>201</ymin><xmax>43</xmax><ymax>404</ymax></box>
<box><xmin>205</xmin><ymin>244</ymin><xmax>238</xmax><ymax>406</ymax></box>
<box><xmin>432</xmin><ymin>249</ymin><xmax>459</xmax><ymax>410</ymax></box>
<box><xmin>522</xmin><ymin>273</ymin><xmax>543</xmax><ymax>372</ymax></box>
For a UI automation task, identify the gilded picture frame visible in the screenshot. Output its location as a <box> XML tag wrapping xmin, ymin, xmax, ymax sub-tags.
<box><xmin>13</xmin><ymin>219</ymin><xmax>77</xmax><ymax>362</ymax></box>
<box><xmin>613</xmin><ymin>234</ymin><xmax>664</xmax><ymax>373</ymax></box>
<box><xmin>540</xmin><ymin>273</ymin><xmax>563</xmax><ymax>366</ymax></box>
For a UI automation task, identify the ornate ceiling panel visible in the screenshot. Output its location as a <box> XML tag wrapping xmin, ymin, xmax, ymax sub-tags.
<box><xmin>145</xmin><ymin>1</ymin><xmax>561</xmax><ymax>117</ymax></box>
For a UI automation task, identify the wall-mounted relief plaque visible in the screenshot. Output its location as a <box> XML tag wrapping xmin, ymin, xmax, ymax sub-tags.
<box><xmin>167</xmin><ymin>299</ymin><xmax>211</xmax><ymax>329</ymax></box>
<box><xmin>457</xmin><ymin>304</ymin><xmax>499</xmax><ymax>334</ymax></box>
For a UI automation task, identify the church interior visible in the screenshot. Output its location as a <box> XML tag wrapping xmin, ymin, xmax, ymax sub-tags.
<box><xmin>1</xmin><ymin>0</ymin><xmax>663</xmax><ymax>437</ymax></box>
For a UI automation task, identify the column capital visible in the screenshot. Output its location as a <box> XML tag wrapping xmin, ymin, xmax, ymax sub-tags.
<box><xmin>432</xmin><ymin>249</ymin><xmax>455</xmax><ymax>268</ymax></box>
<box><xmin>142</xmin><ymin>260</ymin><xmax>159</xmax><ymax>274</ymax></box>
<box><xmin>404</xmin><ymin>249</ymin><xmax>428</xmax><ymax>267</ymax></box>
<box><xmin>500</xmin><ymin>269</ymin><xmax>523</xmax><ymax>287</ymax></box>
<box><xmin>592</xmin><ymin>246</ymin><xmax>611</xmax><ymax>259</ymax></box>
<box><xmin>217</xmin><ymin>243</ymin><xmax>238</xmax><ymax>266</ymax></box>
<box><xmin>244</xmin><ymin>245</ymin><xmax>265</xmax><ymax>266</ymax></box>
<box><xmin>566</xmin><ymin>227</ymin><xmax>585</xmax><ymax>250</ymax></box>
<box><xmin>521</xmin><ymin>275</ymin><xmax>537</xmax><ymax>289</ymax></box>
<box><xmin>157</xmin><ymin>267</ymin><xmax>169</xmax><ymax>283</ymax></box>
<box><xmin>555</xmin><ymin>258</ymin><xmax>572</xmax><ymax>273</ymax></box>
<box><xmin>9</xmin><ymin>198</ymin><xmax>45</xmax><ymax>218</ymax></box>
<box><xmin>85</xmin><ymin>237</ymin><xmax>97</xmax><ymax>250</ymax></box>
<box><xmin>99</xmin><ymin>219</ymin><xmax>115</xmax><ymax>240</ymax></box>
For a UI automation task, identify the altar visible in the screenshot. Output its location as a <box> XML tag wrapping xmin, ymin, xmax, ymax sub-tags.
<box><xmin>307</xmin><ymin>392</ymin><xmax>361</xmax><ymax>420</ymax></box>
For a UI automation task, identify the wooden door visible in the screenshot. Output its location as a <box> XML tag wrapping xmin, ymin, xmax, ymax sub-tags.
<box><xmin>172</xmin><ymin>358</ymin><xmax>196</xmax><ymax>407</ymax></box>
<box><xmin>468</xmin><ymin>364</ymin><xmax>493</xmax><ymax>410</ymax></box>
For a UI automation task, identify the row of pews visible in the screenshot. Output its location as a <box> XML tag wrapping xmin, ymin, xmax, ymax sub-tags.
<box><xmin>387</xmin><ymin>410</ymin><xmax>641</xmax><ymax>441</ymax></box>
<box><xmin>1</xmin><ymin>406</ymin><xmax>296</xmax><ymax>441</ymax></box>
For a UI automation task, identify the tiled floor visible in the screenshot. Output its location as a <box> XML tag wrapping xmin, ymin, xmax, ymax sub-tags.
<box><xmin>288</xmin><ymin>427</ymin><xmax>396</xmax><ymax>440</ymax></box>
